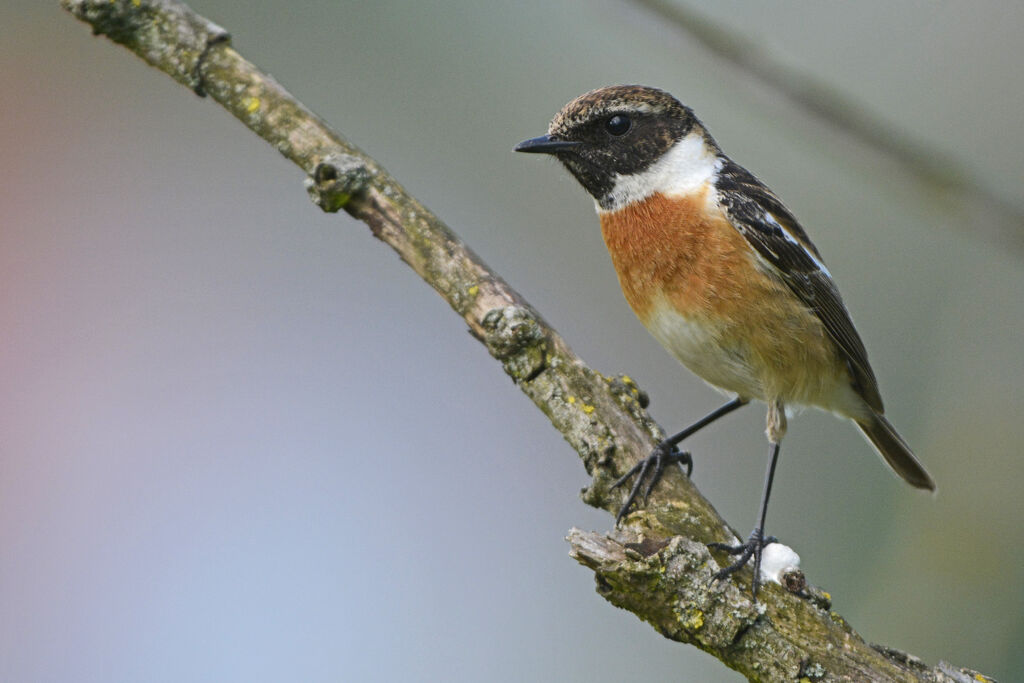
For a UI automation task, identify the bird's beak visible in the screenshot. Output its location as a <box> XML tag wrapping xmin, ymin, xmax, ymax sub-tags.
<box><xmin>513</xmin><ymin>135</ymin><xmax>581</xmax><ymax>154</ymax></box>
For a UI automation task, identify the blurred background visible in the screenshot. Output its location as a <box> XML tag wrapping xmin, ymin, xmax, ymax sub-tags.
<box><xmin>3</xmin><ymin>1</ymin><xmax>1022</xmax><ymax>681</ymax></box>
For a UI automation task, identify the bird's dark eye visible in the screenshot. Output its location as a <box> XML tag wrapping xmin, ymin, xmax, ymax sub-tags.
<box><xmin>604</xmin><ymin>114</ymin><xmax>632</xmax><ymax>137</ymax></box>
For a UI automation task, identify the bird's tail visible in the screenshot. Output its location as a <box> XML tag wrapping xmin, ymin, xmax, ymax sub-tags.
<box><xmin>856</xmin><ymin>413</ymin><xmax>936</xmax><ymax>491</ymax></box>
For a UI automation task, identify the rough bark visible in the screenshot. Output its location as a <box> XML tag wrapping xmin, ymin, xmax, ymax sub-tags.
<box><xmin>61</xmin><ymin>2</ymin><xmax>994</xmax><ymax>681</ymax></box>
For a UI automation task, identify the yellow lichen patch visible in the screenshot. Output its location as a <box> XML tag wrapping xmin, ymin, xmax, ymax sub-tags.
<box><xmin>468</xmin><ymin>285</ymin><xmax>479</xmax><ymax>297</ymax></box>
<box><xmin>681</xmin><ymin>607</ymin><xmax>704</xmax><ymax>632</ymax></box>
<box><xmin>567</xmin><ymin>396</ymin><xmax>576</xmax><ymax>405</ymax></box>
<box><xmin>244</xmin><ymin>97</ymin><xmax>260</xmax><ymax>113</ymax></box>
<box><xmin>582</xmin><ymin>404</ymin><xmax>595</xmax><ymax>414</ymax></box>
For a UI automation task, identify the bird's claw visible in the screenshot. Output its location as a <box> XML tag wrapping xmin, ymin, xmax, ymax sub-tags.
<box><xmin>610</xmin><ymin>441</ymin><xmax>693</xmax><ymax>525</ymax></box>
<box><xmin>708</xmin><ymin>528</ymin><xmax>777</xmax><ymax>599</ymax></box>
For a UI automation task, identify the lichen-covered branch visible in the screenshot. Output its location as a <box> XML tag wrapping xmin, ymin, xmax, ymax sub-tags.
<box><xmin>567</xmin><ymin>529</ymin><xmax>990</xmax><ymax>682</ymax></box>
<box><xmin>61</xmin><ymin>2</ymin><xmax>992</xmax><ymax>680</ymax></box>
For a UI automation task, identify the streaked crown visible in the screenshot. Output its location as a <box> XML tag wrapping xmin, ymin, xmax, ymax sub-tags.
<box><xmin>517</xmin><ymin>85</ymin><xmax>709</xmax><ymax>208</ymax></box>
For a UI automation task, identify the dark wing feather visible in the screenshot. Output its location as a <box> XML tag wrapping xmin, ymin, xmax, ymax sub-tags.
<box><xmin>716</xmin><ymin>160</ymin><xmax>884</xmax><ymax>413</ymax></box>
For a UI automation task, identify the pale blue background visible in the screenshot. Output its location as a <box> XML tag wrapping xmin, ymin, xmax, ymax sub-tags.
<box><xmin>3</xmin><ymin>2</ymin><xmax>1023</xmax><ymax>681</ymax></box>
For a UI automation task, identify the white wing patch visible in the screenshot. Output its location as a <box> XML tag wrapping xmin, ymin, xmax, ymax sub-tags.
<box><xmin>764</xmin><ymin>211</ymin><xmax>833</xmax><ymax>278</ymax></box>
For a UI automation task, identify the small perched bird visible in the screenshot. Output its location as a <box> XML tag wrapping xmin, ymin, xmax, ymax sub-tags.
<box><xmin>515</xmin><ymin>85</ymin><xmax>934</xmax><ymax>596</ymax></box>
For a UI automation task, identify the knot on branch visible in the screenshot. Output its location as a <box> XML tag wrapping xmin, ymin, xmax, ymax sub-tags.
<box><xmin>481</xmin><ymin>305</ymin><xmax>548</xmax><ymax>382</ymax></box>
<box><xmin>191</xmin><ymin>32</ymin><xmax>230</xmax><ymax>97</ymax></box>
<box><xmin>306</xmin><ymin>154</ymin><xmax>373</xmax><ymax>212</ymax></box>
<box><xmin>604</xmin><ymin>374</ymin><xmax>650</xmax><ymax>409</ymax></box>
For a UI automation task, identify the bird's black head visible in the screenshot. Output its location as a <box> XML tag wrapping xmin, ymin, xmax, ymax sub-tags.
<box><xmin>514</xmin><ymin>85</ymin><xmax>703</xmax><ymax>208</ymax></box>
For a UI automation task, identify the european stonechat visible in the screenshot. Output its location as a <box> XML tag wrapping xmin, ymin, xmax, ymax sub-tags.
<box><xmin>515</xmin><ymin>85</ymin><xmax>934</xmax><ymax>596</ymax></box>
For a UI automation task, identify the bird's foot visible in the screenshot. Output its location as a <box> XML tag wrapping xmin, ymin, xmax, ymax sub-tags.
<box><xmin>708</xmin><ymin>528</ymin><xmax>778</xmax><ymax>599</ymax></box>
<box><xmin>610</xmin><ymin>440</ymin><xmax>693</xmax><ymax>525</ymax></box>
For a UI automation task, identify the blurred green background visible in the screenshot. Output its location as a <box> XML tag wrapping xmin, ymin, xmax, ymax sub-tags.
<box><xmin>3</xmin><ymin>1</ymin><xmax>1023</xmax><ymax>681</ymax></box>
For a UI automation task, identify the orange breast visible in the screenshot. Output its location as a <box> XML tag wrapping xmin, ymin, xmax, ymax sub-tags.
<box><xmin>599</xmin><ymin>190</ymin><xmax>852</xmax><ymax>410</ymax></box>
<box><xmin>599</xmin><ymin>189</ymin><xmax>754</xmax><ymax>321</ymax></box>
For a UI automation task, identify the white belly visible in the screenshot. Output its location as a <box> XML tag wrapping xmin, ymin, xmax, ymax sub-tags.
<box><xmin>641</xmin><ymin>297</ymin><xmax>868</xmax><ymax>420</ymax></box>
<box><xmin>643</xmin><ymin>298</ymin><xmax>761</xmax><ymax>399</ymax></box>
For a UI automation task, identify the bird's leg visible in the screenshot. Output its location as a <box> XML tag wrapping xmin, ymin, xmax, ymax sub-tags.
<box><xmin>709</xmin><ymin>401</ymin><xmax>786</xmax><ymax>599</ymax></box>
<box><xmin>611</xmin><ymin>397</ymin><xmax>748</xmax><ymax>525</ymax></box>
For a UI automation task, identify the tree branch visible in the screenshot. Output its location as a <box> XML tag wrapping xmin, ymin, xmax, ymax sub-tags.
<box><xmin>61</xmin><ymin>2</ymin><xmax>993</xmax><ymax>680</ymax></box>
